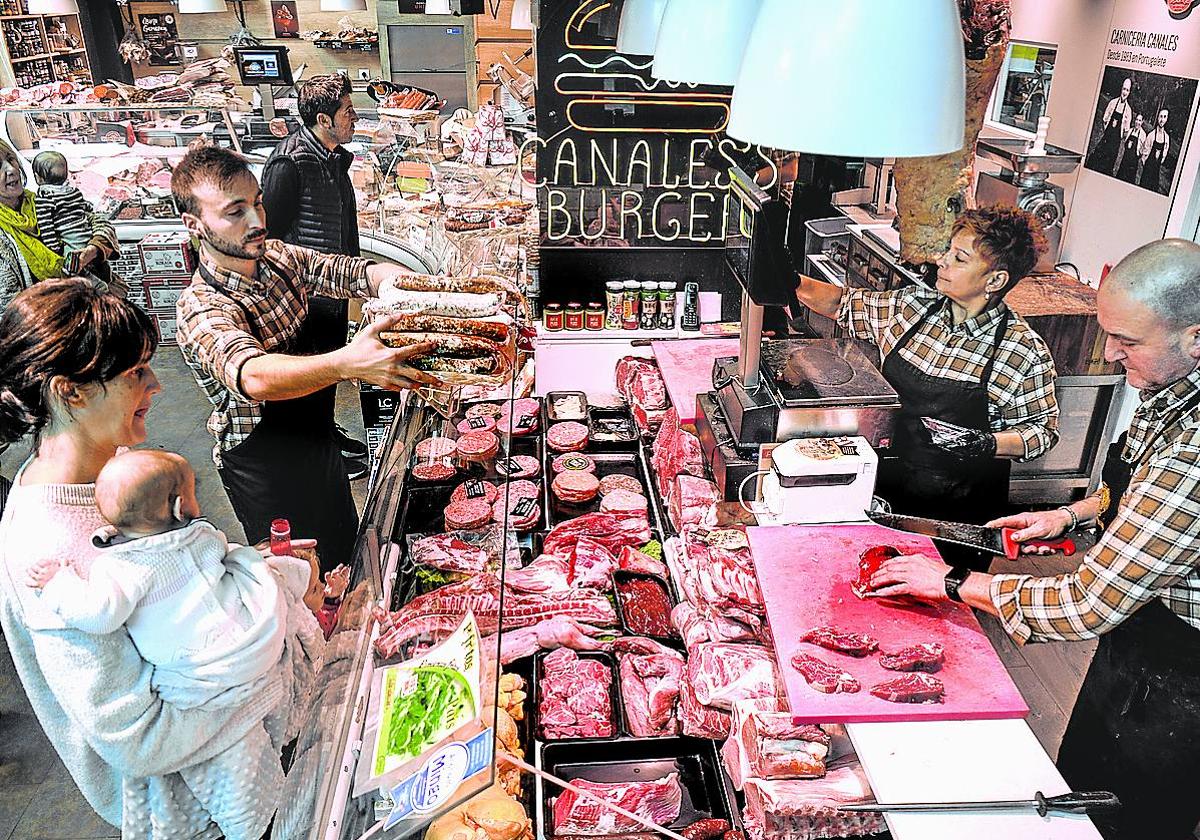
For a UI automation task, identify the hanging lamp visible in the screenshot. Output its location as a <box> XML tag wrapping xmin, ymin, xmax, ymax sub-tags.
<box><xmin>320</xmin><ymin>0</ymin><xmax>368</xmax><ymax>10</ymax></box>
<box><xmin>650</xmin><ymin>0</ymin><xmax>761</xmax><ymax>85</ymax></box>
<box><xmin>615</xmin><ymin>0</ymin><xmax>668</xmax><ymax>56</ymax></box>
<box><xmin>26</xmin><ymin>0</ymin><xmax>79</xmax><ymax>12</ymax></box>
<box><xmin>727</xmin><ymin>0</ymin><xmax>966</xmax><ymax>156</ymax></box>
<box><xmin>177</xmin><ymin>0</ymin><xmax>226</xmax><ymax>12</ymax></box>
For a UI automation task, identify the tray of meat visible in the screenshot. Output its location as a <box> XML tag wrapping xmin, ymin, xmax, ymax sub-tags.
<box><xmin>402</xmin><ymin>525</ymin><xmax>517</xmax><ymax>596</ymax></box>
<box><xmin>545</xmin><ymin>451</ymin><xmax>658</xmax><ymax>529</ymax></box>
<box><xmin>544</xmin><ymin>391</ymin><xmax>589</xmax><ymax>426</ymax></box>
<box><xmin>533</xmin><ymin>649</ymin><xmax>624</xmax><ymax>741</ymax></box>
<box><xmin>587</xmin><ymin>406</ymin><xmax>639</xmax><ymax>452</ymax></box>
<box><xmin>612</xmin><ymin>570</ymin><xmax>678</xmax><ymax>643</ymax></box>
<box><xmin>534</xmin><ymin>737</ymin><xmax>738</xmax><ymax>840</ymax></box>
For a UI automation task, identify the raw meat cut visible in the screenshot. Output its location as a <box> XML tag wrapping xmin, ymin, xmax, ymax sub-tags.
<box><xmin>543</xmin><ymin>513</ymin><xmax>652</xmax><ymax>559</ymax></box>
<box><xmin>851</xmin><ymin>545</ymin><xmax>900</xmax><ymax>599</ymax></box>
<box><xmin>680</xmin><ymin>819</ymin><xmax>732</xmax><ymax>840</ymax></box>
<box><xmin>799</xmin><ymin>627</ymin><xmax>879</xmax><ymax>658</ymax></box>
<box><xmin>538</xmin><ymin>648</ymin><xmax>614</xmax><ymax>739</ymax></box>
<box><xmin>679</xmin><ymin>678</ymin><xmax>731</xmax><ymax>740</ymax></box>
<box><xmin>413</xmin><ymin>462</ymin><xmax>456</xmax><ymax>482</ymax></box>
<box><xmin>789</xmin><ymin>653</ymin><xmax>861</xmax><ymax>695</ymax></box>
<box><xmin>455</xmin><ymin>431</ymin><xmax>499</xmax><ymax>462</ymax></box>
<box><xmin>614</xmin><ymin>637</ymin><xmax>685</xmax><ymax>737</ymax></box>
<box><xmin>672</xmin><ymin>602</ymin><xmax>766</xmax><ymax>649</ymax></box>
<box><xmin>491</xmin><ymin>497</ymin><xmax>540</xmax><ymax>530</ymax></box>
<box><xmin>618</xmin><ymin>545</ymin><xmax>669</xmax><ymax>579</ymax></box>
<box><xmin>651</xmin><ymin>408</ymin><xmax>706</xmax><ymax>497</ymax></box>
<box><xmin>415</xmin><ymin>436</ymin><xmax>457</xmax><ymax>460</ymax></box>
<box><xmin>744</xmin><ymin>713</ymin><xmax>830</xmax><ymax>780</ymax></box>
<box><xmin>668</xmin><ymin>475</ymin><xmax>720</xmax><ymax>531</ymax></box>
<box><xmin>616</xmin><ymin>356</ymin><xmax>669</xmax><ymax>411</ymax></box>
<box><xmin>869</xmin><ymin>673</ymin><xmax>945</xmax><ymax>704</ymax></box>
<box><xmin>632</xmin><ymin>402</ymin><xmax>668</xmax><ymax>437</ymax></box>
<box><xmin>444</xmin><ymin>498</ymin><xmax>493</xmax><ymax>530</ymax></box>
<box><xmin>456</xmin><ymin>415</ymin><xmax>496</xmax><ymax>435</ymax></box>
<box><xmin>741</xmin><ymin>757</ymin><xmax>884</xmax><ymax>840</ymax></box>
<box><xmin>450</xmin><ymin>479</ymin><xmax>499</xmax><ymax>505</ymax></box>
<box><xmin>495</xmin><ymin>454</ymin><xmax>540</xmax><ymax>479</ymax></box>
<box><xmin>552</xmin><ymin>772</ymin><xmax>683</xmax><ymax>836</ymax></box>
<box><xmin>879</xmin><ymin>642</ymin><xmax>945</xmax><ymax>673</ymax></box>
<box><xmin>600</xmin><ymin>489</ymin><xmax>649</xmax><ymax>517</ymax></box>
<box><xmin>615</xmin><ymin>575</ymin><xmax>675</xmax><ymax>639</ymax></box>
<box><xmin>546</xmin><ymin>421</ymin><xmax>589</xmax><ymax>453</ymax></box>
<box><xmin>499</xmin><ymin>479</ymin><xmax>541</xmax><ymax>500</ymax></box>
<box><xmin>687</xmin><ymin>642</ymin><xmax>781</xmax><ymax>710</ymax></box>
<box><xmin>410</xmin><ymin>533</ymin><xmax>488</xmax><ymax>575</ymax></box>
<box><xmin>569</xmin><ymin>536</ymin><xmax>617</xmax><ymax>590</ymax></box>
<box><xmin>503</xmin><ymin>554</ymin><xmax>569</xmax><ymax>593</ymax></box>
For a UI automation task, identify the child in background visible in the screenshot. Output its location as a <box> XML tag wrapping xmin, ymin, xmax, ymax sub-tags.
<box><xmin>30</xmin><ymin>150</ymin><xmax>121</xmax><ymax>292</ymax></box>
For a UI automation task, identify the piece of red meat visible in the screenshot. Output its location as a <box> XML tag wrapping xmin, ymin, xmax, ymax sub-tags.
<box><xmin>790</xmin><ymin>652</ymin><xmax>861</xmax><ymax>694</ymax></box>
<box><xmin>879</xmin><ymin>642</ymin><xmax>945</xmax><ymax>673</ymax></box>
<box><xmin>409</xmin><ymin>533</ymin><xmax>488</xmax><ymax>575</ymax></box>
<box><xmin>539</xmin><ymin>648</ymin><xmax>614</xmax><ymax>739</ymax></box>
<box><xmin>678</xmin><ymin>678</ymin><xmax>731</xmax><ymax>739</ymax></box>
<box><xmin>618</xmin><ymin>545</ymin><xmax>669</xmax><ymax>578</ymax></box>
<box><xmin>552</xmin><ymin>772</ymin><xmax>683</xmax><ymax>836</ymax></box>
<box><xmin>869</xmin><ymin>672</ymin><xmax>945</xmax><ymax>703</ymax></box>
<box><xmin>543</xmin><ymin>513</ymin><xmax>651</xmax><ymax>558</ymax></box>
<box><xmin>851</xmin><ymin>545</ymin><xmax>901</xmax><ymax>599</ymax></box>
<box><xmin>668</xmin><ymin>474</ymin><xmax>719</xmax><ymax>531</ymax></box>
<box><xmin>614</xmin><ymin>637</ymin><xmax>684</xmax><ymax>737</ymax></box>
<box><xmin>569</xmin><ymin>536</ymin><xmax>617</xmax><ymax>590</ymax></box>
<box><xmin>799</xmin><ymin>626</ymin><xmax>879</xmax><ymax>657</ymax></box>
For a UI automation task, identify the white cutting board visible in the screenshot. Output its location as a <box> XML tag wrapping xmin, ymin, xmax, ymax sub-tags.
<box><xmin>846</xmin><ymin>719</ymin><xmax>1103</xmax><ymax>840</ymax></box>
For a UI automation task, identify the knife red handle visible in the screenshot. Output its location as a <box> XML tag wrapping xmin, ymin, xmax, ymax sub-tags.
<box><xmin>1001</xmin><ymin>530</ymin><xmax>1077</xmax><ymax>560</ymax></box>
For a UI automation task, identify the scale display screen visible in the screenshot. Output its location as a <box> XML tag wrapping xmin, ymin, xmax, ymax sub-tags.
<box><xmin>233</xmin><ymin>46</ymin><xmax>293</xmax><ymax>85</ymax></box>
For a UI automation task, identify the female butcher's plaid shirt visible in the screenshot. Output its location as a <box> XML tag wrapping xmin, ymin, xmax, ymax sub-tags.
<box><xmin>837</xmin><ymin>284</ymin><xmax>1060</xmax><ymax>461</ymax></box>
<box><xmin>992</xmin><ymin>367</ymin><xmax>1200</xmax><ymax>644</ymax></box>
<box><xmin>175</xmin><ymin>240</ymin><xmax>372</xmax><ymax>466</ymax></box>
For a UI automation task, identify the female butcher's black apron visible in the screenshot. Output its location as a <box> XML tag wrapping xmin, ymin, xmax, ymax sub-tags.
<box><xmin>202</xmin><ymin>258</ymin><xmax>358</xmax><ymax>573</ymax></box>
<box><xmin>1115</xmin><ymin>129</ymin><xmax>1143</xmax><ymax>183</ymax></box>
<box><xmin>876</xmin><ymin>299</ymin><xmax>1011</xmax><ymax>571</ymax></box>
<box><xmin>1139</xmin><ymin>129</ymin><xmax>1167</xmax><ymax>192</ymax></box>
<box><xmin>1056</xmin><ymin>388</ymin><xmax>1200</xmax><ymax>840</ymax></box>
<box><xmin>1091</xmin><ymin>99</ymin><xmax>1127</xmax><ymax>174</ymax></box>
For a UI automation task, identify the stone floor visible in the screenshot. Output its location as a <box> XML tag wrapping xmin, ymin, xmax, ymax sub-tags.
<box><xmin>0</xmin><ymin>351</ymin><xmax>1104</xmax><ymax>837</ymax></box>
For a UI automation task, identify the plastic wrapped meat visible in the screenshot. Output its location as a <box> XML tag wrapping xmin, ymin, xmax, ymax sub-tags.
<box><xmin>742</xmin><ymin>757</ymin><xmax>885</xmax><ymax>840</ymax></box>
<box><xmin>614</xmin><ymin>637</ymin><xmax>685</xmax><ymax>737</ymax></box>
<box><xmin>569</xmin><ymin>536</ymin><xmax>617</xmax><ymax>590</ymax></box>
<box><xmin>722</xmin><ymin>699</ymin><xmax>839</xmax><ymax>791</ymax></box>
<box><xmin>553</xmin><ymin>772</ymin><xmax>682</xmax><ymax>836</ymax></box>
<box><xmin>681</xmin><ymin>526</ymin><xmax>764</xmax><ymax>614</ymax></box>
<box><xmin>668</xmin><ymin>475</ymin><xmax>720</xmax><ymax>531</ymax></box>
<box><xmin>538</xmin><ymin>648</ymin><xmax>614</xmax><ymax>739</ymax></box>
<box><xmin>687</xmin><ymin>642</ymin><xmax>782</xmax><ymax>711</ymax></box>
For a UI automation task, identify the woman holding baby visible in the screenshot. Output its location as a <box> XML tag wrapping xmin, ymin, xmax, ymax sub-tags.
<box><xmin>0</xmin><ymin>279</ymin><xmax>320</xmax><ymax>839</ymax></box>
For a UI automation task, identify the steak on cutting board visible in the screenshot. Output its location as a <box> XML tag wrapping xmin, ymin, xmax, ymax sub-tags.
<box><xmin>799</xmin><ymin>626</ymin><xmax>879</xmax><ymax>657</ymax></box>
<box><xmin>790</xmin><ymin>653</ymin><xmax>861</xmax><ymax>694</ymax></box>
<box><xmin>869</xmin><ymin>673</ymin><xmax>945</xmax><ymax>704</ymax></box>
<box><xmin>879</xmin><ymin>642</ymin><xmax>945</xmax><ymax>673</ymax></box>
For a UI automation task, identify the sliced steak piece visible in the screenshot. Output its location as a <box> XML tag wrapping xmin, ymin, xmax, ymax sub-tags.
<box><xmin>790</xmin><ymin>652</ymin><xmax>861</xmax><ymax>694</ymax></box>
<box><xmin>869</xmin><ymin>672</ymin><xmax>945</xmax><ymax>703</ymax></box>
<box><xmin>800</xmin><ymin>626</ymin><xmax>879</xmax><ymax>657</ymax></box>
<box><xmin>879</xmin><ymin>642</ymin><xmax>945</xmax><ymax>673</ymax></box>
<box><xmin>852</xmin><ymin>545</ymin><xmax>901</xmax><ymax>599</ymax></box>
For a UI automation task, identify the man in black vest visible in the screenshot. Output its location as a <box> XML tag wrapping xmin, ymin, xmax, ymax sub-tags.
<box><xmin>262</xmin><ymin>73</ymin><xmax>368</xmax><ymax>478</ymax></box>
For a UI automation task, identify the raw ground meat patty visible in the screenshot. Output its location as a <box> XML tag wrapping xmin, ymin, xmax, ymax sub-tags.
<box><xmin>495</xmin><ymin>455</ymin><xmax>540</xmax><ymax>479</ymax></box>
<box><xmin>600</xmin><ymin>489</ymin><xmax>648</xmax><ymax>516</ymax></box>
<box><xmin>415</xmin><ymin>436</ymin><xmax>457</xmax><ymax>460</ymax></box>
<box><xmin>412</xmin><ymin>461</ymin><xmax>456</xmax><ymax>482</ymax></box>
<box><xmin>547</xmin><ymin>421</ymin><xmax>589</xmax><ymax>453</ymax></box>
<box><xmin>455</xmin><ymin>431</ymin><xmax>499</xmax><ymax>462</ymax></box>
<box><xmin>456</xmin><ymin>415</ymin><xmax>497</xmax><ymax>435</ymax></box>
<box><xmin>552</xmin><ymin>470</ymin><xmax>600</xmax><ymax>503</ymax></box>
<box><xmin>450</xmin><ymin>480</ymin><xmax>499</xmax><ymax>505</ymax></box>
<box><xmin>552</xmin><ymin>453</ymin><xmax>595</xmax><ymax>474</ymax></box>
<box><xmin>499</xmin><ymin>479</ymin><xmax>541</xmax><ymax>500</ymax></box>
<box><xmin>598</xmin><ymin>473</ymin><xmax>642</xmax><ymax>496</ymax></box>
<box><xmin>444</xmin><ymin>498</ymin><xmax>493</xmax><ymax>530</ymax></box>
<box><xmin>465</xmin><ymin>402</ymin><xmax>502</xmax><ymax>420</ymax></box>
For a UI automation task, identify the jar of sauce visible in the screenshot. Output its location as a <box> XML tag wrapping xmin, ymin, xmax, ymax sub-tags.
<box><xmin>565</xmin><ymin>301</ymin><xmax>585</xmax><ymax>331</ymax></box>
<box><xmin>543</xmin><ymin>303</ymin><xmax>564</xmax><ymax>331</ymax></box>
<box><xmin>622</xmin><ymin>280</ymin><xmax>641</xmax><ymax>329</ymax></box>
<box><xmin>585</xmin><ymin>302</ymin><xmax>605</xmax><ymax>330</ymax></box>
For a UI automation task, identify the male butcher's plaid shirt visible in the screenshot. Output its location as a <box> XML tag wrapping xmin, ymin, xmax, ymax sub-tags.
<box><xmin>175</xmin><ymin>240</ymin><xmax>372</xmax><ymax>467</ymax></box>
<box><xmin>838</xmin><ymin>284</ymin><xmax>1059</xmax><ymax>460</ymax></box>
<box><xmin>992</xmin><ymin>367</ymin><xmax>1200</xmax><ymax>644</ymax></box>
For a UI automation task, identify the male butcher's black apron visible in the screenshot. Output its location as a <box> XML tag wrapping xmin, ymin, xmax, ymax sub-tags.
<box><xmin>876</xmin><ymin>299</ymin><xmax>1011</xmax><ymax>571</ymax></box>
<box><xmin>1091</xmin><ymin>99</ymin><xmax>1127</xmax><ymax>174</ymax></box>
<box><xmin>1140</xmin><ymin>130</ymin><xmax>1166</xmax><ymax>192</ymax></box>
<box><xmin>1115</xmin><ymin>129</ymin><xmax>1142</xmax><ymax>183</ymax></box>
<box><xmin>202</xmin><ymin>258</ymin><xmax>358</xmax><ymax>573</ymax></box>
<box><xmin>1056</xmin><ymin>388</ymin><xmax>1200</xmax><ymax>840</ymax></box>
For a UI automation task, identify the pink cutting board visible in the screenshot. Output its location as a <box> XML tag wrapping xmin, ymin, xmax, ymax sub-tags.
<box><xmin>651</xmin><ymin>339</ymin><xmax>738</xmax><ymax>424</ymax></box>
<box><xmin>747</xmin><ymin>524</ymin><xmax>1029</xmax><ymax>725</ymax></box>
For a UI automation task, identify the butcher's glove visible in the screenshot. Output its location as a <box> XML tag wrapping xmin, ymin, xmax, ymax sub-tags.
<box><xmin>921</xmin><ymin>417</ymin><xmax>997</xmax><ymax>459</ymax></box>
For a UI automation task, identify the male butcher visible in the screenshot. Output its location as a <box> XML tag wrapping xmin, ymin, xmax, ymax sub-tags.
<box><xmin>868</xmin><ymin>238</ymin><xmax>1200</xmax><ymax>840</ymax></box>
<box><xmin>173</xmin><ymin>145</ymin><xmax>436</xmax><ymax>571</ymax></box>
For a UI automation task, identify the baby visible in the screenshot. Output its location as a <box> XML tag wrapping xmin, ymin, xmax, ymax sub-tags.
<box><xmin>31</xmin><ymin>150</ymin><xmax>113</xmax><ymax>279</ymax></box>
<box><xmin>27</xmin><ymin>449</ymin><xmax>311</xmax><ymax>710</ymax></box>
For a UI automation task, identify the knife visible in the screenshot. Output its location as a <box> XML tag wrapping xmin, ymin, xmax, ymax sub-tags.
<box><xmin>865</xmin><ymin>511</ymin><xmax>1076</xmax><ymax>560</ymax></box>
<box><xmin>838</xmin><ymin>790</ymin><xmax>1119</xmax><ymax>817</ymax></box>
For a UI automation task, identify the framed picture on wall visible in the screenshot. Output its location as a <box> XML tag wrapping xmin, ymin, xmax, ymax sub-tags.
<box><xmin>137</xmin><ymin>12</ymin><xmax>180</xmax><ymax>67</ymax></box>
<box><xmin>271</xmin><ymin>1</ymin><xmax>300</xmax><ymax>39</ymax></box>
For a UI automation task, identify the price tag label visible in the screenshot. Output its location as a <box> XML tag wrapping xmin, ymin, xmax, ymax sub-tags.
<box><xmin>467</xmin><ymin>417</ymin><xmax>489</xmax><ymax>430</ymax></box>
<box><xmin>703</xmin><ymin>529</ymin><xmax>750</xmax><ymax>551</ymax></box>
<box><xmin>497</xmin><ymin>457</ymin><xmax>523</xmax><ymax>475</ymax></box>
<box><xmin>513</xmin><ymin>497</ymin><xmax>537</xmax><ymax>518</ymax></box>
<box><xmin>516</xmin><ymin>414</ymin><xmax>538</xmax><ymax>431</ymax></box>
<box><xmin>465</xmin><ymin>480</ymin><xmax>487</xmax><ymax>499</ymax></box>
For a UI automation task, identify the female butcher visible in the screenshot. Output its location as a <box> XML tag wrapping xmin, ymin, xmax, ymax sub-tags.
<box><xmin>795</xmin><ymin>205</ymin><xmax>1059</xmax><ymax>570</ymax></box>
<box><xmin>0</xmin><ymin>280</ymin><xmax>307</xmax><ymax>837</ymax></box>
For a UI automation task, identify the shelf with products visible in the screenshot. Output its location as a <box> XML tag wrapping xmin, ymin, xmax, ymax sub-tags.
<box><xmin>0</xmin><ymin>6</ymin><xmax>91</xmax><ymax>88</ymax></box>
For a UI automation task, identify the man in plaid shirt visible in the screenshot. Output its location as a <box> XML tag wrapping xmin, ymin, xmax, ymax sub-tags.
<box><xmin>870</xmin><ymin>239</ymin><xmax>1200</xmax><ymax>840</ymax></box>
<box><xmin>796</xmin><ymin>205</ymin><xmax>1059</xmax><ymax>569</ymax></box>
<box><xmin>172</xmin><ymin>147</ymin><xmax>436</xmax><ymax>572</ymax></box>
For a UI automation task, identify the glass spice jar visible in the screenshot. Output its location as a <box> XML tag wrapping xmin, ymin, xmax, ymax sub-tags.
<box><xmin>543</xmin><ymin>303</ymin><xmax>564</xmax><ymax>331</ymax></box>
<box><xmin>565</xmin><ymin>301</ymin><xmax>585</xmax><ymax>331</ymax></box>
<box><xmin>585</xmin><ymin>302</ymin><xmax>605</xmax><ymax>330</ymax></box>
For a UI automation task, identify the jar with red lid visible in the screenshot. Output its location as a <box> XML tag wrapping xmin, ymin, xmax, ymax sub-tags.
<box><xmin>543</xmin><ymin>303</ymin><xmax>564</xmax><ymax>331</ymax></box>
<box><xmin>585</xmin><ymin>303</ymin><xmax>604</xmax><ymax>330</ymax></box>
<box><xmin>565</xmin><ymin>302</ymin><xmax>585</xmax><ymax>331</ymax></box>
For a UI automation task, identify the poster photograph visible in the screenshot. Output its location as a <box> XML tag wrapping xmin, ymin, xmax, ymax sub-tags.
<box><xmin>271</xmin><ymin>1</ymin><xmax>300</xmax><ymax>39</ymax></box>
<box><xmin>1083</xmin><ymin>64</ymin><xmax>1198</xmax><ymax>195</ymax></box>
<box><xmin>137</xmin><ymin>12</ymin><xmax>179</xmax><ymax>67</ymax></box>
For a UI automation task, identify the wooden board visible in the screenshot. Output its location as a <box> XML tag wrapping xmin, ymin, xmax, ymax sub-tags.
<box><xmin>747</xmin><ymin>523</ymin><xmax>1029</xmax><ymax>724</ymax></box>
<box><xmin>651</xmin><ymin>338</ymin><xmax>738</xmax><ymax>424</ymax></box>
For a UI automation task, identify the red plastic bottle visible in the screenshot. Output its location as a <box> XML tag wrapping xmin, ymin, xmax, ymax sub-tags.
<box><xmin>269</xmin><ymin>518</ymin><xmax>291</xmax><ymax>555</ymax></box>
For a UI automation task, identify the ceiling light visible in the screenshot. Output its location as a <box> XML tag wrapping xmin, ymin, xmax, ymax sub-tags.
<box><xmin>615</xmin><ymin>0</ymin><xmax>668</xmax><ymax>56</ymax></box>
<box><xmin>27</xmin><ymin>0</ymin><xmax>79</xmax><ymax>12</ymax></box>
<box><xmin>177</xmin><ymin>0</ymin><xmax>226</xmax><ymax>12</ymax></box>
<box><xmin>651</xmin><ymin>0</ymin><xmax>761</xmax><ymax>85</ymax></box>
<box><xmin>320</xmin><ymin>0</ymin><xmax>368</xmax><ymax>10</ymax></box>
<box><xmin>424</xmin><ymin>0</ymin><xmax>452</xmax><ymax>13</ymax></box>
<box><xmin>728</xmin><ymin>0</ymin><xmax>966</xmax><ymax>157</ymax></box>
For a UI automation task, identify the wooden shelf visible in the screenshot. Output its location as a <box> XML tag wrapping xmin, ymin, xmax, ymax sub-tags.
<box><xmin>0</xmin><ymin>15</ymin><xmax>39</xmax><ymax>21</ymax></box>
<box><xmin>10</xmin><ymin>51</ymin><xmax>50</xmax><ymax>63</ymax></box>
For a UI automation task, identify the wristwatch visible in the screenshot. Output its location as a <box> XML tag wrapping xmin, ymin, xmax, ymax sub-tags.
<box><xmin>944</xmin><ymin>566</ymin><xmax>973</xmax><ymax>603</ymax></box>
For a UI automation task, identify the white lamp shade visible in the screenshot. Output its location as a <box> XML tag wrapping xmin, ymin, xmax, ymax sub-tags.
<box><xmin>615</xmin><ymin>0</ymin><xmax>668</xmax><ymax>56</ymax></box>
<box><xmin>178</xmin><ymin>0</ymin><xmax>226</xmax><ymax>12</ymax></box>
<box><xmin>320</xmin><ymin>0</ymin><xmax>368</xmax><ymax>10</ymax></box>
<box><xmin>651</xmin><ymin>0</ymin><xmax>761</xmax><ymax>85</ymax></box>
<box><xmin>424</xmin><ymin>0</ymin><xmax>452</xmax><ymax>13</ymax></box>
<box><xmin>511</xmin><ymin>0</ymin><xmax>532</xmax><ymax>30</ymax></box>
<box><xmin>728</xmin><ymin>0</ymin><xmax>966</xmax><ymax>157</ymax></box>
<box><xmin>26</xmin><ymin>0</ymin><xmax>78</xmax><ymax>12</ymax></box>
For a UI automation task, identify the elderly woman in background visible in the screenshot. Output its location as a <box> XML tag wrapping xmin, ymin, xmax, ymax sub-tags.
<box><xmin>0</xmin><ymin>139</ymin><xmax>120</xmax><ymax>307</ymax></box>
